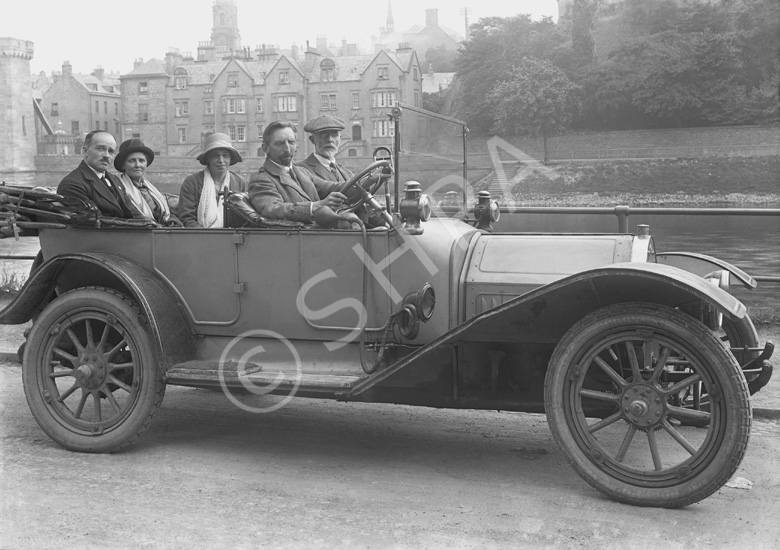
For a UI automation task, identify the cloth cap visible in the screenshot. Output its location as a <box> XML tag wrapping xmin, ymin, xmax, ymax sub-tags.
<box><xmin>114</xmin><ymin>138</ymin><xmax>155</xmax><ymax>171</ymax></box>
<box><xmin>303</xmin><ymin>115</ymin><xmax>346</xmax><ymax>134</ymax></box>
<box><xmin>196</xmin><ymin>133</ymin><xmax>243</xmax><ymax>166</ymax></box>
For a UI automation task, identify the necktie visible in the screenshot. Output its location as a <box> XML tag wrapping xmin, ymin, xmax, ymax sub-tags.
<box><xmin>329</xmin><ymin>162</ymin><xmax>341</xmax><ymax>181</ymax></box>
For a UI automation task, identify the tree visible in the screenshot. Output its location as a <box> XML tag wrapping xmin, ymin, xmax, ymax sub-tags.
<box><xmin>570</xmin><ymin>0</ymin><xmax>599</xmax><ymax>65</ymax></box>
<box><xmin>424</xmin><ymin>45</ymin><xmax>457</xmax><ymax>73</ymax></box>
<box><xmin>455</xmin><ymin>15</ymin><xmax>566</xmax><ymax>133</ymax></box>
<box><xmin>487</xmin><ymin>57</ymin><xmax>580</xmax><ymax>162</ymax></box>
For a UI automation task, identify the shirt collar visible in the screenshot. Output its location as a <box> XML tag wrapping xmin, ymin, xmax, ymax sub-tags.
<box><xmin>269</xmin><ymin>158</ymin><xmax>292</xmax><ymax>173</ymax></box>
<box><xmin>313</xmin><ymin>152</ymin><xmax>336</xmax><ymax>168</ymax></box>
<box><xmin>86</xmin><ymin>164</ymin><xmax>105</xmax><ymax>179</ymax></box>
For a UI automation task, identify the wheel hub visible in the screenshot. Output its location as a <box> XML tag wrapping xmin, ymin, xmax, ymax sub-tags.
<box><xmin>622</xmin><ymin>384</ymin><xmax>665</xmax><ymax>427</ymax></box>
<box><xmin>74</xmin><ymin>354</ymin><xmax>107</xmax><ymax>389</ymax></box>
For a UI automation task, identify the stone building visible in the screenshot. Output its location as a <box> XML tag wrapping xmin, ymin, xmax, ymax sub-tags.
<box><xmin>40</xmin><ymin>61</ymin><xmax>121</xmax><ymax>140</ymax></box>
<box><xmin>0</xmin><ymin>37</ymin><xmax>37</xmax><ymax>185</ymax></box>
<box><xmin>119</xmin><ymin>0</ymin><xmax>423</xmax><ymax>159</ymax></box>
<box><xmin>374</xmin><ymin>5</ymin><xmax>461</xmax><ymax>69</ymax></box>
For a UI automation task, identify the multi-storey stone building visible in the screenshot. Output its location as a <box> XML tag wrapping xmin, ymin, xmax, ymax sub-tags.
<box><xmin>40</xmin><ymin>62</ymin><xmax>121</xmax><ymax>140</ymax></box>
<box><xmin>119</xmin><ymin>0</ymin><xmax>423</xmax><ymax>160</ymax></box>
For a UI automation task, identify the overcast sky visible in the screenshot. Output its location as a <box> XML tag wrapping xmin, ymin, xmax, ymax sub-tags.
<box><xmin>4</xmin><ymin>0</ymin><xmax>558</xmax><ymax>75</ymax></box>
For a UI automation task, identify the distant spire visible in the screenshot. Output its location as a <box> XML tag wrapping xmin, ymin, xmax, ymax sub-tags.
<box><xmin>387</xmin><ymin>1</ymin><xmax>394</xmax><ymax>32</ymax></box>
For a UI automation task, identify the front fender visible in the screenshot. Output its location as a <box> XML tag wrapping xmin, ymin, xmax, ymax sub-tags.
<box><xmin>348</xmin><ymin>262</ymin><xmax>745</xmax><ymax>396</ymax></box>
<box><xmin>656</xmin><ymin>251</ymin><xmax>756</xmax><ymax>289</ymax></box>
<box><xmin>0</xmin><ymin>253</ymin><xmax>195</xmax><ymax>371</ymax></box>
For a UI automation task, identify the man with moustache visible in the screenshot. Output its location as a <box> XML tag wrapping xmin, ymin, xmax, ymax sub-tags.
<box><xmin>296</xmin><ymin>115</ymin><xmax>354</xmax><ymax>183</ymax></box>
<box><xmin>248</xmin><ymin>121</ymin><xmax>349</xmax><ymax>224</ymax></box>
<box><xmin>57</xmin><ymin>130</ymin><xmax>134</xmax><ymax>218</ymax></box>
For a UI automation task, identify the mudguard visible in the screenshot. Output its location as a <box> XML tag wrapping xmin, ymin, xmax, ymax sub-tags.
<box><xmin>0</xmin><ymin>253</ymin><xmax>195</xmax><ymax>372</ymax></box>
<box><xmin>349</xmin><ymin>262</ymin><xmax>746</xmax><ymax>396</ymax></box>
<box><xmin>656</xmin><ymin>251</ymin><xmax>756</xmax><ymax>289</ymax></box>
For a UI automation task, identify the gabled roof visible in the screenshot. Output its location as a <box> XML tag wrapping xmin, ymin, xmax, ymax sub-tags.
<box><xmin>176</xmin><ymin>61</ymin><xmax>224</xmax><ymax>85</ymax></box>
<box><xmin>309</xmin><ymin>55</ymin><xmax>374</xmax><ymax>82</ymax></box>
<box><xmin>123</xmin><ymin>58</ymin><xmax>167</xmax><ymax>77</ymax></box>
<box><xmin>362</xmin><ymin>50</ymin><xmax>406</xmax><ymax>76</ymax></box>
<box><xmin>264</xmin><ymin>55</ymin><xmax>305</xmax><ymax>78</ymax></box>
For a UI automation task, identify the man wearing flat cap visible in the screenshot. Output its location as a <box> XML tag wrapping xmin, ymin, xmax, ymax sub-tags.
<box><xmin>296</xmin><ymin>115</ymin><xmax>354</xmax><ymax>183</ymax></box>
<box><xmin>58</xmin><ymin>130</ymin><xmax>134</xmax><ymax>218</ymax></box>
<box><xmin>178</xmin><ymin>133</ymin><xmax>246</xmax><ymax>228</ymax></box>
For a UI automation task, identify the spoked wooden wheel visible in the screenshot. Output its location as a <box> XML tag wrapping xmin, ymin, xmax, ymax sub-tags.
<box><xmin>22</xmin><ymin>287</ymin><xmax>165</xmax><ymax>452</ymax></box>
<box><xmin>545</xmin><ymin>303</ymin><xmax>751</xmax><ymax>508</ymax></box>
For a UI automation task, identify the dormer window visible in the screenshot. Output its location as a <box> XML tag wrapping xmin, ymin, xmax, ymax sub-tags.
<box><xmin>320</xmin><ymin>59</ymin><xmax>335</xmax><ymax>82</ymax></box>
<box><xmin>377</xmin><ymin>65</ymin><xmax>389</xmax><ymax>79</ymax></box>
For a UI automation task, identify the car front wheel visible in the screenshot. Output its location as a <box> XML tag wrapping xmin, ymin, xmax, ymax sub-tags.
<box><xmin>22</xmin><ymin>287</ymin><xmax>165</xmax><ymax>452</ymax></box>
<box><xmin>544</xmin><ymin>302</ymin><xmax>751</xmax><ymax>508</ymax></box>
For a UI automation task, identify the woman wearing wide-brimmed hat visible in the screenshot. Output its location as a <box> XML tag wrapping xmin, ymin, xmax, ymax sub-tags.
<box><xmin>178</xmin><ymin>133</ymin><xmax>246</xmax><ymax>228</ymax></box>
<box><xmin>114</xmin><ymin>138</ymin><xmax>181</xmax><ymax>226</ymax></box>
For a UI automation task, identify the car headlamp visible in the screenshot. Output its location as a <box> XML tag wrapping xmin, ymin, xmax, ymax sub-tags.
<box><xmin>474</xmin><ymin>190</ymin><xmax>499</xmax><ymax>230</ymax></box>
<box><xmin>399</xmin><ymin>182</ymin><xmax>431</xmax><ymax>235</ymax></box>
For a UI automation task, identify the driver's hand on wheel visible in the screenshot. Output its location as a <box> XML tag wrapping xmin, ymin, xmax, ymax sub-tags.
<box><xmin>316</xmin><ymin>192</ymin><xmax>347</xmax><ymax>210</ymax></box>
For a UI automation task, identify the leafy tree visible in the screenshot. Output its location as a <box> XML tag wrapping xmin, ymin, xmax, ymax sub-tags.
<box><xmin>487</xmin><ymin>57</ymin><xmax>580</xmax><ymax>161</ymax></box>
<box><xmin>422</xmin><ymin>91</ymin><xmax>445</xmax><ymax>114</ymax></box>
<box><xmin>424</xmin><ymin>45</ymin><xmax>457</xmax><ymax>73</ymax></box>
<box><xmin>570</xmin><ymin>0</ymin><xmax>599</xmax><ymax>65</ymax></box>
<box><xmin>455</xmin><ymin>15</ymin><xmax>565</xmax><ymax>133</ymax></box>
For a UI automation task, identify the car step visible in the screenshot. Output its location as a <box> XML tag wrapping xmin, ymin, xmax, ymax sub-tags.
<box><xmin>166</xmin><ymin>362</ymin><xmax>364</xmax><ymax>392</ymax></box>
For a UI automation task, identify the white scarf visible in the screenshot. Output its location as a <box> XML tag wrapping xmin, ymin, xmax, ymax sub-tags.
<box><xmin>118</xmin><ymin>173</ymin><xmax>171</xmax><ymax>222</ymax></box>
<box><xmin>197</xmin><ymin>169</ymin><xmax>228</xmax><ymax>228</ymax></box>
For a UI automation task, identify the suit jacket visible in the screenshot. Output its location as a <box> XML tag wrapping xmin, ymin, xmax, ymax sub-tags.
<box><xmin>177</xmin><ymin>170</ymin><xmax>247</xmax><ymax>228</ymax></box>
<box><xmin>57</xmin><ymin>160</ymin><xmax>133</xmax><ymax>218</ymax></box>
<box><xmin>248</xmin><ymin>159</ymin><xmax>340</xmax><ymax>224</ymax></box>
<box><xmin>296</xmin><ymin>154</ymin><xmax>354</xmax><ymax>183</ymax></box>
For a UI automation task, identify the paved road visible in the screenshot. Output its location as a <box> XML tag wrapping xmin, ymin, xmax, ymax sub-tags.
<box><xmin>1</xmin><ymin>361</ymin><xmax>779</xmax><ymax>550</ymax></box>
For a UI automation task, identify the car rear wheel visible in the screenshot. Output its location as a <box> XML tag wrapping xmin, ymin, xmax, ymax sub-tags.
<box><xmin>22</xmin><ymin>287</ymin><xmax>165</xmax><ymax>452</ymax></box>
<box><xmin>544</xmin><ymin>303</ymin><xmax>751</xmax><ymax>508</ymax></box>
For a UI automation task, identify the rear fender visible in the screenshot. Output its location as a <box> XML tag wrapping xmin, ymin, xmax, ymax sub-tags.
<box><xmin>348</xmin><ymin>262</ymin><xmax>745</xmax><ymax>396</ymax></box>
<box><xmin>656</xmin><ymin>251</ymin><xmax>756</xmax><ymax>289</ymax></box>
<box><xmin>0</xmin><ymin>253</ymin><xmax>195</xmax><ymax>371</ymax></box>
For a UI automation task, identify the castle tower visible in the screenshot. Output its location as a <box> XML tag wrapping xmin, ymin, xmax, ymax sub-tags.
<box><xmin>0</xmin><ymin>37</ymin><xmax>37</xmax><ymax>185</ymax></box>
<box><xmin>211</xmin><ymin>0</ymin><xmax>241</xmax><ymax>52</ymax></box>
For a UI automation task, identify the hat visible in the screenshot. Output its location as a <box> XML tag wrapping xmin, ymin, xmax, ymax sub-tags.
<box><xmin>196</xmin><ymin>133</ymin><xmax>242</xmax><ymax>166</ymax></box>
<box><xmin>303</xmin><ymin>115</ymin><xmax>346</xmax><ymax>134</ymax></box>
<box><xmin>114</xmin><ymin>138</ymin><xmax>155</xmax><ymax>171</ymax></box>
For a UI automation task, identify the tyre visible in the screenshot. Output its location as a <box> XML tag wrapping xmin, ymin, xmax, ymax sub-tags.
<box><xmin>22</xmin><ymin>287</ymin><xmax>165</xmax><ymax>452</ymax></box>
<box><xmin>544</xmin><ymin>303</ymin><xmax>751</xmax><ymax>508</ymax></box>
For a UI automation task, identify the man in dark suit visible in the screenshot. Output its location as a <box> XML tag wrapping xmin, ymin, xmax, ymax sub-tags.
<box><xmin>296</xmin><ymin>115</ymin><xmax>354</xmax><ymax>183</ymax></box>
<box><xmin>249</xmin><ymin>121</ymin><xmax>349</xmax><ymax>224</ymax></box>
<box><xmin>57</xmin><ymin>130</ymin><xmax>133</xmax><ymax>218</ymax></box>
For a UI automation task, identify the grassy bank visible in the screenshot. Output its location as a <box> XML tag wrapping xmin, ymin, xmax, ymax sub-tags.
<box><xmin>500</xmin><ymin>156</ymin><xmax>780</xmax><ymax>207</ymax></box>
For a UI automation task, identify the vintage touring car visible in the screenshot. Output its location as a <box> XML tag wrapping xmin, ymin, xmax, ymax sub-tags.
<box><xmin>0</xmin><ymin>105</ymin><xmax>773</xmax><ymax>508</ymax></box>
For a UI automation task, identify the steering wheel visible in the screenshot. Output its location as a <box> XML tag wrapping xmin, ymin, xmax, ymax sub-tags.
<box><xmin>339</xmin><ymin>159</ymin><xmax>392</xmax><ymax>211</ymax></box>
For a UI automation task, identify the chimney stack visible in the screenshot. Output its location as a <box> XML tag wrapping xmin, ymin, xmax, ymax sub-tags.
<box><xmin>425</xmin><ymin>8</ymin><xmax>439</xmax><ymax>28</ymax></box>
<box><xmin>62</xmin><ymin>61</ymin><xmax>72</xmax><ymax>76</ymax></box>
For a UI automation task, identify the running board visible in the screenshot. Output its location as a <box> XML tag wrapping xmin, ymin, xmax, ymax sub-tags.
<box><xmin>166</xmin><ymin>363</ymin><xmax>364</xmax><ymax>394</ymax></box>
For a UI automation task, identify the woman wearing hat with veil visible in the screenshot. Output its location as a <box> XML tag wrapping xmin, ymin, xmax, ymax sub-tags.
<box><xmin>114</xmin><ymin>138</ymin><xmax>181</xmax><ymax>226</ymax></box>
<box><xmin>178</xmin><ymin>133</ymin><xmax>246</xmax><ymax>228</ymax></box>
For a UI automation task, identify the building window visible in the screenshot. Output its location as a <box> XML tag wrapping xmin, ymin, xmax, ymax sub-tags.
<box><xmin>255</xmin><ymin>96</ymin><xmax>263</xmax><ymax>113</ymax></box>
<box><xmin>95</xmin><ymin>101</ymin><xmax>99</xmax><ymax>113</ymax></box>
<box><xmin>115</xmin><ymin>121</ymin><xmax>120</xmax><ymax>134</ymax></box>
<box><xmin>274</xmin><ymin>95</ymin><xmax>297</xmax><ymax>112</ymax></box>
<box><xmin>132</xmin><ymin>133</ymin><xmax>141</xmax><ymax>138</ymax></box>
<box><xmin>115</xmin><ymin>103</ymin><xmax>119</xmax><ymax>115</ymax></box>
<box><xmin>50</xmin><ymin>103</ymin><xmax>59</xmax><ymax>116</ymax></box>
<box><xmin>175</xmin><ymin>76</ymin><xmax>187</xmax><ymax>89</ymax></box>
<box><xmin>351</xmin><ymin>92</ymin><xmax>360</xmax><ymax>109</ymax></box>
<box><xmin>204</xmin><ymin>85</ymin><xmax>212</xmax><ymax>94</ymax></box>
<box><xmin>352</xmin><ymin>124</ymin><xmax>362</xmax><ymax>141</ymax></box>
<box><xmin>204</xmin><ymin>100</ymin><xmax>214</xmax><ymax>115</ymax></box>
<box><xmin>224</xmin><ymin>124</ymin><xmax>245</xmax><ymax>141</ymax></box>
<box><xmin>377</xmin><ymin>65</ymin><xmax>389</xmax><ymax>79</ymax></box>
<box><xmin>71</xmin><ymin>120</ymin><xmax>79</xmax><ymax>134</ymax></box>
<box><xmin>320</xmin><ymin>93</ymin><xmax>336</xmax><ymax>111</ymax></box>
<box><xmin>222</xmin><ymin>97</ymin><xmax>246</xmax><ymax>114</ymax></box>
<box><xmin>175</xmin><ymin>101</ymin><xmax>189</xmax><ymax>117</ymax></box>
<box><xmin>104</xmin><ymin>101</ymin><xmax>108</xmax><ymax>114</ymax></box>
<box><xmin>203</xmin><ymin>124</ymin><xmax>215</xmax><ymax>135</ymax></box>
<box><xmin>257</xmin><ymin>124</ymin><xmax>264</xmax><ymax>139</ymax></box>
<box><xmin>373</xmin><ymin>119</ymin><xmax>395</xmax><ymax>137</ymax></box>
<box><xmin>178</xmin><ymin>128</ymin><xmax>186</xmax><ymax>143</ymax></box>
<box><xmin>348</xmin><ymin>148</ymin><xmax>357</xmax><ymax>157</ymax></box>
<box><xmin>413</xmin><ymin>67</ymin><xmax>419</xmax><ymax>81</ymax></box>
<box><xmin>103</xmin><ymin>121</ymin><xmax>109</xmax><ymax>131</ymax></box>
<box><xmin>278</xmin><ymin>71</ymin><xmax>289</xmax><ymax>84</ymax></box>
<box><xmin>321</xmin><ymin>67</ymin><xmax>335</xmax><ymax>81</ymax></box>
<box><xmin>228</xmin><ymin>72</ymin><xmax>239</xmax><ymax>87</ymax></box>
<box><xmin>138</xmin><ymin>103</ymin><xmax>148</xmax><ymax>123</ymax></box>
<box><xmin>372</xmin><ymin>90</ymin><xmax>397</xmax><ymax>108</ymax></box>
<box><xmin>138</xmin><ymin>81</ymin><xmax>148</xmax><ymax>94</ymax></box>
<box><xmin>414</xmin><ymin>91</ymin><xmax>420</xmax><ymax>107</ymax></box>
